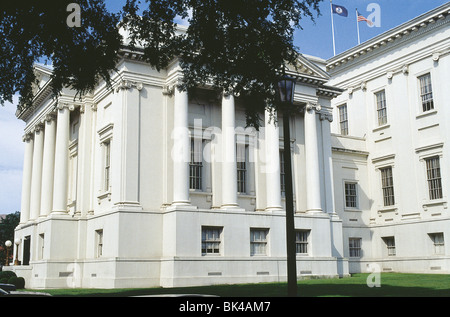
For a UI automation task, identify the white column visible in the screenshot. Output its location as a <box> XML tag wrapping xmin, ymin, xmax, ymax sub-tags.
<box><xmin>19</xmin><ymin>134</ymin><xmax>34</xmax><ymax>224</ymax></box>
<box><xmin>52</xmin><ymin>104</ymin><xmax>71</xmax><ymax>213</ymax></box>
<box><xmin>221</xmin><ymin>93</ymin><xmax>238</xmax><ymax>208</ymax></box>
<box><xmin>29</xmin><ymin>125</ymin><xmax>44</xmax><ymax>220</ymax></box>
<box><xmin>304</xmin><ymin>103</ymin><xmax>322</xmax><ymax>212</ymax></box>
<box><xmin>40</xmin><ymin>114</ymin><xmax>56</xmax><ymax>217</ymax></box>
<box><xmin>172</xmin><ymin>88</ymin><xmax>191</xmax><ymax>205</ymax></box>
<box><xmin>265</xmin><ymin>109</ymin><xmax>282</xmax><ymax>210</ymax></box>
<box><xmin>320</xmin><ymin>112</ymin><xmax>335</xmax><ymax>214</ymax></box>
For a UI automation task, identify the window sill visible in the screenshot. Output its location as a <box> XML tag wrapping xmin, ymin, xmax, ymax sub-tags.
<box><xmin>344</xmin><ymin>208</ymin><xmax>362</xmax><ymax>212</ymax></box>
<box><xmin>416</xmin><ymin>109</ymin><xmax>437</xmax><ymax>119</ymax></box>
<box><xmin>97</xmin><ymin>191</ymin><xmax>111</xmax><ymax>204</ymax></box>
<box><xmin>372</xmin><ymin>124</ymin><xmax>390</xmax><ymax>133</ymax></box>
<box><xmin>422</xmin><ymin>199</ymin><xmax>447</xmax><ymax>210</ymax></box>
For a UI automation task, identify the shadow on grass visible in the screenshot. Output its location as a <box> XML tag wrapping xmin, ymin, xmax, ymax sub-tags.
<box><xmin>34</xmin><ymin>273</ymin><xmax>450</xmax><ymax>297</ymax></box>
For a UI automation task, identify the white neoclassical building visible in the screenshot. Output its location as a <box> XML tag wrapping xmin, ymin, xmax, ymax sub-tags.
<box><xmin>12</xmin><ymin>31</ymin><xmax>345</xmax><ymax>288</ymax></box>
<box><xmin>11</xmin><ymin>2</ymin><xmax>450</xmax><ymax>289</ymax></box>
<box><xmin>327</xmin><ymin>3</ymin><xmax>450</xmax><ymax>274</ymax></box>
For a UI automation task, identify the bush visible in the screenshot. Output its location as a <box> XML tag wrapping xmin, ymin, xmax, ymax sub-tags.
<box><xmin>0</xmin><ymin>271</ymin><xmax>16</xmax><ymax>279</ymax></box>
<box><xmin>7</xmin><ymin>276</ymin><xmax>25</xmax><ymax>289</ymax></box>
<box><xmin>0</xmin><ymin>277</ymin><xmax>8</xmax><ymax>283</ymax></box>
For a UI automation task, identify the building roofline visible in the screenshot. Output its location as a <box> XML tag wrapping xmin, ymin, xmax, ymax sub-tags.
<box><xmin>326</xmin><ymin>2</ymin><xmax>450</xmax><ymax>71</ymax></box>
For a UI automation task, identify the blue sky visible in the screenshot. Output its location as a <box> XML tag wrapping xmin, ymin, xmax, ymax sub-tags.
<box><xmin>0</xmin><ymin>1</ymin><xmax>447</xmax><ymax>214</ymax></box>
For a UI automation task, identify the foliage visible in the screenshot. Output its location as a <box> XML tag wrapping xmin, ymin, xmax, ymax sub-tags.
<box><xmin>0</xmin><ymin>212</ymin><xmax>20</xmax><ymax>265</ymax></box>
<box><xmin>0</xmin><ymin>1</ymin><xmax>122</xmax><ymax>109</ymax></box>
<box><xmin>0</xmin><ymin>271</ymin><xmax>17</xmax><ymax>279</ymax></box>
<box><xmin>1</xmin><ymin>1</ymin><xmax>322</xmax><ymax>129</ymax></box>
<box><xmin>7</xmin><ymin>276</ymin><xmax>26</xmax><ymax>289</ymax></box>
<box><xmin>122</xmin><ymin>0</ymin><xmax>322</xmax><ymax>128</ymax></box>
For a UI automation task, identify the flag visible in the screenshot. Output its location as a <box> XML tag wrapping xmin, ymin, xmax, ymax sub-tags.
<box><xmin>357</xmin><ymin>11</ymin><xmax>373</xmax><ymax>26</ymax></box>
<box><xmin>332</xmin><ymin>4</ymin><xmax>348</xmax><ymax>17</ymax></box>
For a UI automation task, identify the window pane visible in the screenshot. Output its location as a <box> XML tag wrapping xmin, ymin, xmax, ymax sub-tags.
<box><xmin>380</xmin><ymin>167</ymin><xmax>395</xmax><ymax>206</ymax></box>
<box><xmin>189</xmin><ymin>139</ymin><xmax>203</xmax><ymax>190</ymax></box>
<box><xmin>345</xmin><ymin>182</ymin><xmax>357</xmax><ymax>208</ymax></box>
<box><xmin>376</xmin><ymin>90</ymin><xmax>387</xmax><ymax>126</ymax></box>
<box><xmin>338</xmin><ymin>104</ymin><xmax>348</xmax><ymax>135</ymax></box>
<box><xmin>419</xmin><ymin>73</ymin><xmax>434</xmax><ymax>112</ymax></box>
<box><xmin>426</xmin><ymin>157</ymin><xmax>442</xmax><ymax>200</ymax></box>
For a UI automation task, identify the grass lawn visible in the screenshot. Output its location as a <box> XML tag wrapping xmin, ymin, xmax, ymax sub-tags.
<box><xmin>29</xmin><ymin>273</ymin><xmax>450</xmax><ymax>297</ymax></box>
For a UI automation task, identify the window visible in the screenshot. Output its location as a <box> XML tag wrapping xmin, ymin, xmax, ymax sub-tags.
<box><xmin>338</xmin><ymin>104</ymin><xmax>348</xmax><ymax>135</ymax></box>
<box><xmin>237</xmin><ymin>144</ymin><xmax>248</xmax><ymax>194</ymax></box>
<box><xmin>280</xmin><ymin>150</ymin><xmax>285</xmax><ymax>196</ymax></box>
<box><xmin>95</xmin><ymin>229</ymin><xmax>103</xmax><ymax>258</ymax></box>
<box><xmin>380</xmin><ymin>167</ymin><xmax>395</xmax><ymax>206</ymax></box>
<box><xmin>344</xmin><ymin>182</ymin><xmax>358</xmax><ymax>208</ymax></box>
<box><xmin>201</xmin><ymin>227</ymin><xmax>222</xmax><ymax>255</ymax></box>
<box><xmin>349</xmin><ymin>238</ymin><xmax>362</xmax><ymax>258</ymax></box>
<box><xmin>429</xmin><ymin>233</ymin><xmax>444</xmax><ymax>255</ymax></box>
<box><xmin>383</xmin><ymin>237</ymin><xmax>396</xmax><ymax>256</ymax></box>
<box><xmin>38</xmin><ymin>234</ymin><xmax>45</xmax><ymax>260</ymax></box>
<box><xmin>250</xmin><ymin>229</ymin><xmax>268</xmax><ymax>256</ymax></box>
<box><xmin>419</xmin><ymin>73</ymin><xmax>434</xmax><ymax>112</ymax></box>
<box><xmin>375</xmin><ymin>90</ymin><xmax>387</xmax><ymax>126</ymax></box>
<box><xmin>189</xmin><ymin>138</ymin><xmax>203</xmax><ymax>190</ymax></box>
<box><xmin>425</xmin><ymin>156</ymin><xmax>443</xmax><ymax>200</ymax></box>
<box><xmin>295</xmin><ymin>230</ymin><xmax>310</xmax><ymax>254</ymax></box>
<box><xmin>103</xmin><ymin>141</ymin><xmax>111</xmax><ymax>191</ymax></box>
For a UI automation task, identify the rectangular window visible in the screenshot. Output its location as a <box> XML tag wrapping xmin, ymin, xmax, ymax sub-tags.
<box><xmin>383</xmin><ymin>237</ymin><xmax>396</xmax><ymax>256</ymax></box>
<box><xmin>95</xmin><ymin>229</ymin><xmax>103</xmax><ymax>258</ymax></box>
<box><xmin>104</xmin><ymin>141</ymin><xmax>111</xmax><ymax>191</ymax></box>
<box><xmin>419</xmin><ymin>73</ymin><xmax>434</xmax><ymax>112</ymax></box>
<box><xmin>280</xmin><ymin>150</ymin><xmax>285</xmax><ymax>197</ymax></box>
<box><xmin>237</xmin><ymin>144</ymin><xmax>248</xmax><ymax>194</ymax></box>
<box><xmin>426</xmin><ymin>156</ymin><xmax>443</xmax><ymax>200</ymax></box>
<box><xmin>338</xmin><ymin>104</ymin><xmax>348</xmax><ymax>135</ymax></box>
<box><xmin>201</xmin><ymin>227</ymin><xmax>222</xmax><ymax>255</ymax></box>
<box><xmin>380</xmin><ymin>167</ymin><xmax>395</xmax><ymax>206</ymax></box>
<box><xmin>345</xmin><ymin>182</ymin><xmax>358</xmax><ymax>208</ymax></box>
<box><xmin>375</xmin><ymin>90</ymin><xmax>387</xmax><ymax>126</ymax></box>
<box><xmin>295</xmin><ymin>230</ymin><xmax>310</xmax><ymax>254</ymax></box>
<box><xmin>189</xmin><ymin>138</ymin><xmax>203</xmax><ymax>190</ymax></box>
<box><xmin>38</xmin><ymin>233</ymin><xmax>45</xmax><ymax>260</ymax></box>
<box><xmin>429</xmin><ymin>233</ymin><xmax>444</xmax><ymax>255</ymax></box>
<box><xmin>250</xmin><ymin>228</ymin><xmax>268</xmax><ymax>256</ymax></box>
<box><xmin>349</xmin><ymin>238</ymin><xmax>362</xmax><ymax>258</ymax></box>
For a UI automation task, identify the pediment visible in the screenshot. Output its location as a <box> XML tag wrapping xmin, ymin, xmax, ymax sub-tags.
<box><xmin>286</xmin><ymin>54</ymin><xmax>330</xmax><ymax>81</ymax></box>
<box><xmin>31</xmin><ymin>64</ymin><xmax>53</xmax><ymax>96</ymax></box>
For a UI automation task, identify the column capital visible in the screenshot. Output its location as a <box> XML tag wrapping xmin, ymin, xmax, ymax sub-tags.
<box><xmin>115</xmin><ymin>79</ymin><xmax>143</xmax><ymax>92</ymax></box>
<box><xmin>319</xmin><ymin>112</ymin><xmax>333</xmax><ymax>122</ymax></box>
<box><xmin>22</xmin><ymin>133</ymin><xmax>33</xmax><ymax>142</ymax></box>
<box><xmin>57</xmin><ymin>103</ymin><xmax>75</xmax><ymax>111</ymax></box>
<box><xmin>31</xmin><ymin>123</ymin><xmax>44</xmax><ymax>133</ymax></box>
<box><xmin>42</xmin><ymin>113</ymin><xmax>56</xmax><ymax>124</ymax></box>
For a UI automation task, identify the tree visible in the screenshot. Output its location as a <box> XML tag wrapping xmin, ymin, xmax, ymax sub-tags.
<box><xmin>0</xmin><ymin>212</ymin><xmax>20</xmax><ymax>266</ymax></box>
<box><xmin>0</xmin><ymin>1</ymin><xmax>122</xmax><ymax>110</ymax></box>
<box><xmin>122</xmin><ymin>0</ymin><xmax>322</xmax><ymax>128</ymax></box>
<box><xmin>1</xmin><ymin>0</ymin><xmax>321</xmax><ymax>128</ymax></box>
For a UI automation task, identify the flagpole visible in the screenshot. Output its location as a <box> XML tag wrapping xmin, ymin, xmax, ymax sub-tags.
<box><xmin>330</xmin><ymin>0</ymin><xmax>336</xmax><ymax>56</ymax></box>
<box><xmin>356</xmin><ymin>9</ymin><xmax>361</xmax><ymax>45</ymax></box>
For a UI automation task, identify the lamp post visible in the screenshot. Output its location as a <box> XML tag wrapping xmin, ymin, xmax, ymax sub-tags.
<box><xmin>14</xmin><ymin>238</ymin><xmax>21</xmax><ymax>266</ymax></box>
<box><xmin>277</xmin><ymin>74</ymin><xmax>297</xmax><ymax>297</ymax></box>
<box><xmin>4</xmin><ymin>240</ymin><xmax>12</xmax><ymax>266</ymax></box>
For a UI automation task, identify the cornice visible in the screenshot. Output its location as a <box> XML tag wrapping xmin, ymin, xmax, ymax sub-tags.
<box><xmin>327</xmin><ymin>3</ymin><xmax>450</xmax><ymax>73</ymax></box>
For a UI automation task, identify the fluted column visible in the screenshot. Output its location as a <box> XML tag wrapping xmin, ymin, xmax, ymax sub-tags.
<box><xmin>304</xmin><ymin>103</ymin><xmax>322</xmax><ymax>213</ymax></box>
<box><xmin>221</xmin><ymin>92</ymin><xmax>238</xmax><ymax>208</ymax></box>
<box><xmin>40</xmin><ymin>114</ymin><xmax>56</xmax><ymax>217</ymax></box>
<box><xmin>29</xmin><ymin>124</ymin><xmax>44</xmax><ymax>220</ymax></box>
<box><xmin>172</xmin><ymin>87</ymin><xmax>191</xmax><ymax>205</ymax></box>
<box><xmin>19</xmin><ymin>134</ymin><xmax>34</xmax><ymax>224</ymax></box>
<box><xmin>265</xmin><ymin>108</ymin><xmax>282</xmax><ymax>210</ymax></box>
<box><xmin>52</xmin><ymin>104</ymin><xmax>72</xmax><ymax>213</ymax></box>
